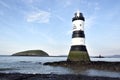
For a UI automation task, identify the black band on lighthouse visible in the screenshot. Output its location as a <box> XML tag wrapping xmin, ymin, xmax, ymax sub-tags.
<box><xmin>70</xmin><ymin>45</ymin><xmax>87</xmax><ymax>51</ymax></box>
<box><xmin>72</xmin><ymin>13</ymin><xmax>85</xmax><ymax>21</ymax></box>
<box><xmin>72</xmin><ymin>30</ymin><xmax>85</xmax><ymax>38</ymax></box>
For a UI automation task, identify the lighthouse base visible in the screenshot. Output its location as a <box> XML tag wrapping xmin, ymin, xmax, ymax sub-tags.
<box><xmin>67</xmin><ymin>45</ymin><xmax>90</xmax><ymax>61</ymax></box>
<box><xmin>67</xmin><ymin>51</ymin><xmax>90</xmax><ymax>61</ymax></box>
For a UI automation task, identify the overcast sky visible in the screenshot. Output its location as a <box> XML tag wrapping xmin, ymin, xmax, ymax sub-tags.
<box><xmin>0</xmin><ymin>0</ymin><xmax>120</xmax><ymax>56</ymax></box>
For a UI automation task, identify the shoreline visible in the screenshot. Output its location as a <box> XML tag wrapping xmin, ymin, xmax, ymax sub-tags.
<box><xmin>0</xmin><ymin>73</ymin><xmax>120</xmax><ymax>80</ymax></box>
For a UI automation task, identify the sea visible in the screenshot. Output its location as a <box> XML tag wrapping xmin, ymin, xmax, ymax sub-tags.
<box><xmin>0</xmin><ymin>55</ymin><xmax>120</xmax><ymax>78</ymax></box>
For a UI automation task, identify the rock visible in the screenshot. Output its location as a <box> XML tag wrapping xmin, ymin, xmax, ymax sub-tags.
<box><xmin>44</xmin><ymin>61</ymin><xmax>120</xmax><ymax>72</ymax></box>
<box><xmin>0</xmin><ymin>73</ymin><xmax>119</xmax><ymax>80</ymax></box>
<box><xmin>12</xmin><ymin>50</ymin><xmax>49</xmax><ymax>56</ymax></box>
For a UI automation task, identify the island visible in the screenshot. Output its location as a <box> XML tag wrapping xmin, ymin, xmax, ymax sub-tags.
<box><xmin>12</xmin><ymin>50</ymin><xmax>49</xmax><ymax>56</ymax></box>
<box><xmin>92</xmin><ymin>54</ymin><xmax>105</xmax><ymax>58</ymax></box>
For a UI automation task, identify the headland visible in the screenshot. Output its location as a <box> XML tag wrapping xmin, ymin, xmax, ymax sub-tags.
<box><xmin>12</xmin><ymin>50</ymin><xmax>49</xmax><ymax>56</ymax></box>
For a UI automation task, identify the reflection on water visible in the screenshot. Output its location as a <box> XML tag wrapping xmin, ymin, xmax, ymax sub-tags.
<box><xmin>82</xmin><ymin>69</ymin><xmax>120</xmax><ymax>78</ymax></box>
<box><xmin>65</xmin><ymin>65</ymin><xmax>120</xmax><ymax>78</ymax></box>
<box><xmin>0</xmin><ymin>56</ymin><xmax>120</xmax><ymax>78</ymax></box>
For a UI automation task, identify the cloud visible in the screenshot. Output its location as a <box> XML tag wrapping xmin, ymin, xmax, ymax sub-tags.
<box><xmin>85</xmin><ymin>16</ymin><xmax>96</xmax><ymax>30</ymax></box>
<box><xmin>0</xmin><ymin>11</ymin><xmax>4</xmax><ymax>16</ymax></box>
<box><xmin>0</xmin><ymin>0</ymin><xmax>10</xmax><ymax>9</ymax></box>
<box><xmin>25</xmin><ymin>0</ymin><xmax>34</xmax><ymax>4</ymax></box>
<box><xmin>84</xmin><ymin>2</ymin><xmax>100</xmax><ymax>30</ymax></box>
<box><xmin>66</xmin><ymin>30</ymin><xmax>72</xmax><ymax>36</ymax></box>
<box><xmin>26</xmin><ymin>10</ymin><xmax>51</xmax><ymax>23</ymax></box>
<box><xmin>93</xmin><ymin>2</ymin><xmax>100</xmax><ymax>13</ymax></box>
<box><xmin>56</xmin><ymin>0</ymin><xmax>72</xmax><ymax>8</ymax></box>
<box><xmin>64</xmin><ymin>0</ymin><xmax>72</xmax><ymax>7</ymax></box>
<box><xmin>22</xmin><ymin>0</ymin><xmax>41</xmax><ymax>4</ymax></box>
<box><xmin>55</xmin><ymin>15</ymin><xmax>65</xmax><ymax>22</ymax></box>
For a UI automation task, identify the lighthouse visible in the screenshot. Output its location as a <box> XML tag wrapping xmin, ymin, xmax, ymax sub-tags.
<box><xmin>67</xmin><ymin>11</ymin><xmax>90</xmax><ymax>61</ymax></box>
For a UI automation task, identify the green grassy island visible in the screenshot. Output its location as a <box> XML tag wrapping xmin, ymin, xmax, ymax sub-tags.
<box><xmin>12</xmin><ymin>50</ymin><xmax>49</xmax><ymax>56</ymax></box>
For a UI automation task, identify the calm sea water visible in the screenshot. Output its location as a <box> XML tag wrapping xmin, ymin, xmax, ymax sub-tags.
<box><xmin>0</xmin><ymin>55</ymin><xmax>120</xmax><ymax>78</ymax></box>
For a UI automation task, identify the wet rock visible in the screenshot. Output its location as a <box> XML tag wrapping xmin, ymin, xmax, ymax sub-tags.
<box><xmin>44</xmin><ymin>61</ymin><xmax>120</xmax><ymax>72</ymax></box>
<box><xmin>0</xmin><ymin>73</ymin><xmax>119</xmax><ymax>80</ymax></box>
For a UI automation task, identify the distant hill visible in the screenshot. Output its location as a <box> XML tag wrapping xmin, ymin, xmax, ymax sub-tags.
<box><xmin>91</xmin><ymin>55</ymin><xmax>120</xmax><ymax>58</ymax></box>
<box><xmin>106</xmin><ymin>55</ymin><xmax>120</xmax><ymax>58</ymax></box>
<box><xmin>12</xmin><ymin>50</ymin><xmax>49</xmax><ymax>56</ymax></box>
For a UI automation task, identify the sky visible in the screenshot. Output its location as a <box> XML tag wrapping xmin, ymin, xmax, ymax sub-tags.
<box><xmin>0</xmin><ymin>0</ymin><xmax>120</xmax><ymax>56</ymax></box>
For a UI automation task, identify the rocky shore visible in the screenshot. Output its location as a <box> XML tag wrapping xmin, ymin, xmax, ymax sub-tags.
<box><xmin>44</xmin><ymin>61</ymin><xmax>120</xmax><ymax>72</ymax></box>
<box><xmin>0</xmin><ymin>73</ymin><xmax>120</xmax><ymax>80</ymax></box>
<box><xmin>0</xmin><ymin>61</ymin><xmax>119</xmax><ymax>80</ymax></box>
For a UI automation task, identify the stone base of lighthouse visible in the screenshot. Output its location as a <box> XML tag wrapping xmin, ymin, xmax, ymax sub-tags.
<box><xmin>67</xmin><ymin>45</ymin><xmax>90</xmax><ymax>61</ymax></box>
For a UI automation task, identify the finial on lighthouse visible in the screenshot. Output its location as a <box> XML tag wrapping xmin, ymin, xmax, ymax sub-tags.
<box><xmin>76</xmin><ymin>10</ymin><xmax>80</xmax><ymax>17</ymax></box>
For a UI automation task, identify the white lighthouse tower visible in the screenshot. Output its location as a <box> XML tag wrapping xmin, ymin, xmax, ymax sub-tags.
<box><xmin>67</xmin><ymin>11</ymin><xmax>90</xmax><ymax>61</ymax></box>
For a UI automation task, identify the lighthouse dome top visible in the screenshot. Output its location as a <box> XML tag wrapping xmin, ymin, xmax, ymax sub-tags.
<box><xmin>72</xmin><ymin>11</ymin><xmax>85</xmax><ymax>22</ymax></box>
